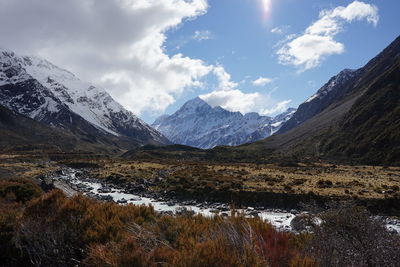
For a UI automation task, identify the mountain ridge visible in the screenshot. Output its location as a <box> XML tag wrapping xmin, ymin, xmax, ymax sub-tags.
<box><xmin>221</xmin><ymin>35</ymin><xmax>400</xmax><ymax>165</ymax></box>
<box><xmin>0</xmin><ymin>104</ymin><xmax>130</xmax><ymax>153</ymax></box>
<box><xmin>152</xmin><ymin>97</ymin><xmax>296</xmax><ymax>149</ymax></box>
<box><xmin>0</xmin><ymin>50</ymin><xmax>169</xmax><ymax>148</ymax></box>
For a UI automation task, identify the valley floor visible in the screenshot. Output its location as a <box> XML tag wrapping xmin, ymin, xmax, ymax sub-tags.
<box><xmin>1</xmin><ymin>152</ymin><xmax>400</xmax><ymax>215</ymax></box>
<box><xmin>1</xmin><ymin>152</ymin><xmax>400</xmax><ymax>266</ymax></box>
<box><xmin>86</xmin><ymin>158</ymin><xmax>400</xmax><ymax>199</ymax></box>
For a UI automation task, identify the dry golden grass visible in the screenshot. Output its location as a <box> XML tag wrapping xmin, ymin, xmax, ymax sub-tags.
<box><xmin>0</xmin><ymin>154</ymin><xmax>58</xmax><ymax>180</ymax></box>
<box><xmin>84</xmin><ymin>158</ymin><xmax>400</xmax><ymax>199</ymax></box>
<box><xmin>1</xmin><ymin>153</ymin><xmax>399</xmax><ymax>199</ymax></box>
<box><xmin>238</xmin><ymin>164</ymin><xmax>400</xmax><ymax>198</ymax></box>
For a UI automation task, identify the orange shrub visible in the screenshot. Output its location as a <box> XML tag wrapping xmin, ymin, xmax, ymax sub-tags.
<box><xmin>5</xmin><ymin>190</ymin><xmax>315</xmax><ymax>266</ymax></box>
<box><xmin>0</xmin><ymin>179</ymin><xmax>41</xmax><ymax>202</ymax></box>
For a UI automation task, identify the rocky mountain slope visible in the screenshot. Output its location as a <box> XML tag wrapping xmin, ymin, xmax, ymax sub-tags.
<box><xmin>278</xmin><ymin>68</ymin><xmax>362</xmax><ymax>133</ymax></box>
<box><xmin>152</xmin><ymin>97</ymin><xmax>295</xmax><ymax>149</ymax></box>
<box><xmin>0</xmin><ymin>50</ymin><xmax>169</xmax><ymax>148</ymax></box>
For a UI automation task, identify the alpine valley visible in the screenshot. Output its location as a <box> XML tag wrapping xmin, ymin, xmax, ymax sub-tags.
<box><xmin>0</xmin><ymin>7</ymin><xmax>399</xmax><ymax>266</ymax></box>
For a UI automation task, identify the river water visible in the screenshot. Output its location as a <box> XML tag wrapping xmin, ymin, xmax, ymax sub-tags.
<box><xmin>54</xmin><ymin>168</ymin><xmax>400</xmax><ymax>233</ymax></box>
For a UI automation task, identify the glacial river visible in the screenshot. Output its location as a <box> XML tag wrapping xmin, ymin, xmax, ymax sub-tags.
<box><xmin>54</xmin><ymin>168</ymin><xmax>400</xmax><ymax>233</ymax></box>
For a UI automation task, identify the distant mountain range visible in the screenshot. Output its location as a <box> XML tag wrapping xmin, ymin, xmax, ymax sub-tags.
<box><xmin>152</xmin><ymin>97</ymin><xmax>296</xmax><ymax>149</ymax></box>
<box><xmin>2</xmin><ymin>34</ymin><xmax>399</xmax><ymax>164</ymax></box>
<box><xmin>124</xmin><ymin>35</ymin><xmax>400</xmax><ymax>166</ymax></box>
<box><xmin>0</xmin><ymin>50</ymin><xmax>169</xmax><ymax>151</ymax></box>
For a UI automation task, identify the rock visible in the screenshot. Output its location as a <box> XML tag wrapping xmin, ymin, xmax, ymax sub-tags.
<box><xmin>137</xmin><ymin>184</ymin><xmax>147</xmax><ymax>191</ymax></box>
<box><xmin>176</xmin><ymin>207</ymin><xmax>195</xmax><ymax>216</ymax></box>
<box><xmin>137</xmin><ymin>178</ymin><xmax>145</xmax><ymax>184</ymax></box>
<box><xmin>167</xmin><ymin>201</ymin><xmax>176</xmax><ymax>206</ymax></box>
<box><xmin>117</xmin><ymin>198</ymin><xmax>127</xmax><ymax>204</ymax></box>
<box><xmin>249</xmin><ymin>211</ymin><xmax>259</xmax><ymax>217</ymax></box>
<box><xmin>98</xmin><ymin>187</ymin><xmax>112</xmax><ymax>193</ymax></box>
<box><xmin>217</xmin><ymin>205</ymin><xmax>230</xmax><ymax>212</ymax></box>
<box><xmin>86</xmin><ymin>192</ymin><xmax>96</xmax><ymax>198</ymax></box>
<box><xmin>290</xmin><ymin>213</ymin><xmax>315</xmax><ymax>232</ymax></box>
<box><xmin>76</xmin><ymin>183</ymin><xmax>87</xmax><ymax>189</ymax></box>
<box><xmin>98</xmin><ymin>195</ymin><xmax>113</xmax><ymax>202</ymax></box>
<box><xmin>290</xmin><ymin>209</ymin><xmax>298</xmax><ymax>215</ymax></box>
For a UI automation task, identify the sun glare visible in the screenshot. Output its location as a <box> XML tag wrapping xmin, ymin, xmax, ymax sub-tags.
<box><xmin>261</xmin><ymin>0</ymin><xmax>272</xmax><ymax>15</ymax></box>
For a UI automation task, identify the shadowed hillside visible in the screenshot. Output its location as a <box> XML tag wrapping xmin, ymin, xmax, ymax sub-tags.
<box><xmin>0</xmin><ymin>105</ymin><xmax>133</xmax><ymax>154</ymax></box>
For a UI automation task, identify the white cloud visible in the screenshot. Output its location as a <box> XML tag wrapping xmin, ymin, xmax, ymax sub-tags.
<box><xmin>200</xmin><ymin>89</ymin><xmax>260</xmax><ymax>114</ymax></box>
<box><xmin>0</xmin><ymin>0</ymin><xmax>218</xmax><ymax>115</ymax></box>
<box><xmin>330</xmin><ymin>1</ymin><xmax>379</xmax><ymax>25</ymax></box>
<box><xmin>270</xmin><ymin>25</ymin><xmax>289</xmax><ymax>35</ymax></box>
<box><xmin>200</xmin><ymin>88</ymin><xmax>291</xmax><ymax>116</ymax></box>
<box><xmin>273</xmin><ymin>34</ymin><xmax>297</xmax><ymax>49</ymax></box>
<box><xmin>252</xmin><ymin>77</ymin><xmax>273</xmax><ymax>86</ymax></box>
<box><xmin>278</xmin><ymin>34</ymin><xmax>344</xmax><ymax>70</ymax></box>
<box><xmin>271</xmin><ymin>27</ymin><xmax>283</xmax><ymax>34</ymax></box>
<box><xmin>259</xmin><ymin>100</ymin><xmax>292</xmax><ymax>115</ymax></box>
<box><xmin>212</xmin><ymin>65</ymin><xmax>239</xmax><ymax>90</ymax></box>
<box><xmin>277</xmin><ymin>1</ymin><xmax>378</xmax><ymax>71</ymax></box>
<box><xmin>192</xmin><ymin>30</ymin><xmax>213</xmax><ymax>41</ymax></box>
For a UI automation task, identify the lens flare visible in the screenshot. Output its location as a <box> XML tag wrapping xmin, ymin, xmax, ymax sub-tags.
<box><xmin>261</xmin><ymin>0</ymin><xmax>272</xmax><ymax>16</ymax></box>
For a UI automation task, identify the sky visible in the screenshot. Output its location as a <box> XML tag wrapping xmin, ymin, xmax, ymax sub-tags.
<box><xmin>0</xmin><ymin>0</ymin><xmax>399</xmax><ymax>123</ymax></box>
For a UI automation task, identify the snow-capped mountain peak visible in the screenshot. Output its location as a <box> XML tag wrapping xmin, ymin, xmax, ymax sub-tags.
<box><xmin>152</xmin><ymin>97</ymin><xmax>296</xmax><ymax>149</ymax></box>
<box><xmin>0</xmin><ymin>49</ymin><xmax>168</xmax><ymax>145</ymax></box>
<box><xmin>177</xmin><ymin>97</ymin><xmax>211</xmax><ymax>115</ymax></box>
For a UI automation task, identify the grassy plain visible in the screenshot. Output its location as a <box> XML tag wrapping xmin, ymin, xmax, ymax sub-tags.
<box><xmin>1</xmin><ymin>153</ymin><xmax>399</xmax><ymax>200</ymax></box>
<box><xmin>81</xmin><ymin>159</ymin><xmax>400</xmax><ymax>199</ymax></box>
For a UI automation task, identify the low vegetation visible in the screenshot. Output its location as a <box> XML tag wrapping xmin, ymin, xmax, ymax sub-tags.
<box><xmin>1</xmin><ymin>180</ymin><xmax>399</xmax><ymax>266</ymax></box>
<box><xmin>305</xmin><ymin>204</ymin><xmax>400</xmax><ymax>266</ymax></box>
<box><xmin>1</xmin><ymin>153</ymin><xmax>400</xmax><ymax>266</ymax></box>
<box><xmin>1</xmin><ymin>188</ymin><xmax>314</xmax><ymax>266</ymax></box>
<box><xmin>75</xmin><ymin>158</ymin><xmax>400</xmax><ymax>201</ymax></box>
<box><xmin>3</xmin><ymin>153</ymin><xmax>399</xmax><ymax>211</ymax></box>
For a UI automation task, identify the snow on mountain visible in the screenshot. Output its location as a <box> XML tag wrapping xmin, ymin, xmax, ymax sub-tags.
<box><xmin>152</xmin><ymin>97</ymin><xmax>296</xmax><ymax>149</ymax></box>
<box><xmin>305</xmin><ymin>69</ymin><xmax>359</xmax><ymax>103</ymax></box>
<box><xmin>278</xmin><ymin>68</ymin><xmax>362</xmax><ymax>134</ymax></box>
<box><xmin>0</xmin><ymin>49</ymin><xmax>168</xmax><ymax>145</ymax></box>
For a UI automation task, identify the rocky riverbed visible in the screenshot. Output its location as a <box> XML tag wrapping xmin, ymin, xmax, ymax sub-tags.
<box><xmin>39</xmin><ymin>168</ymin><xmax>400</xmax><ymax>234</ymax></box>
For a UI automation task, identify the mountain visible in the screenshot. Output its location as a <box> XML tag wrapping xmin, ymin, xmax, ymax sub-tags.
<box><xmin>278</xmin><ymin>68</ymin><xmax>362</xmax><ymax>133</ymax></box>
<box><xmin>0</xmin><ymin>50</ymin><xmax>169</xmax><ymax>148</ymax></box>
<box><xmin>152</xmin><ymin>97</ymin><xmax>296</xmax><ymax>149</ymax></box>
<box><xmin>0</xmin><ymin>104</ymin><xmax>128</xmax><ymax>153</ymax></box>
<box><xmin>219</xmin><ymin>35</ymin><xmax>400</xmax><ymax>165</ymax></box>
